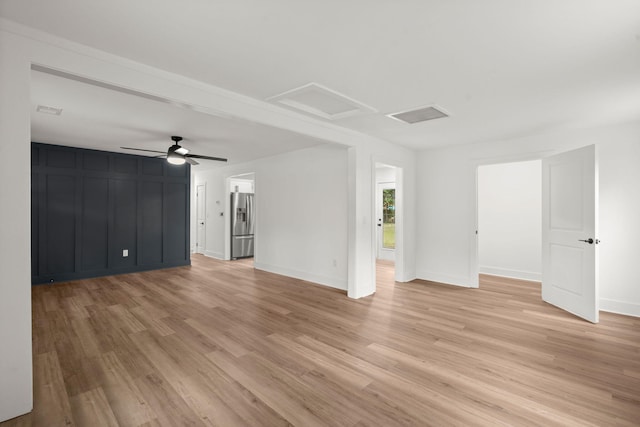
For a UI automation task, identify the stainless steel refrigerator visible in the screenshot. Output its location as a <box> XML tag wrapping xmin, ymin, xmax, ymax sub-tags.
<box><xmin>230</xmin><ymin>192</ymin><xmax>255</xmax><ymax>259</ymax></box>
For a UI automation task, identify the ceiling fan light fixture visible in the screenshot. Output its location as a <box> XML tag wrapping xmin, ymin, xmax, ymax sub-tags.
<box><xmin>121</xmin><ymin>135</ymin><xmax>227</xmax><ymax>164</ymax></box>
<box><xmin>167</xmin><ymin>151</ymin><xmax>186</xmax><ymax>165</ymax></box>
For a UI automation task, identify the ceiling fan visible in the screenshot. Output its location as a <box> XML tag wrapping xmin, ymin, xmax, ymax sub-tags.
<box><xmin>121</xmin><ymin>136</ymin><xmax>227</xmax><ymax>165</ymax></box>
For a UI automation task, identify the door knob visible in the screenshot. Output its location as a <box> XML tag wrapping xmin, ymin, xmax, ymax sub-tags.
<box><xmin>578</xmin><ymin>238</ymin><xmax>600</xmax><ymax>244</ymax></box>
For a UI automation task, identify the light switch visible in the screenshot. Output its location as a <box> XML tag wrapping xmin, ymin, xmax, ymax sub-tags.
<box><xmin>123</xmin><ymin>249</ymin><xmax>128</xmax><ymax>257</ymax></box>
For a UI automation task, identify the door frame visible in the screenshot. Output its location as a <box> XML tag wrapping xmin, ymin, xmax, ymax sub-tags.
<box><xmin>371</xmin><ymin>161</ymin><xmax>404</xmax><ymax>285</ymax></box>
<box><xmin>376</xmin><ymin>181</ymin><xmax>396</xmax><ymax>261</ymax></box>
<box><xmin>195</xmin><ymin>183</ymin><xmax>206</xmax><ymax>254</ymax></box>
<box><xmin>471</xmin><ymin>150</ymin><xmax>555</xmax><ymax>287</ymax></box>
<box><xmin>471</xmin><ymin>148</ymin><xmax>599</xmax><ymax>321</ymax></box>
<box><xmin>476</xmin><ymin>159</ymin><xmax>542</xmax><ymax>282</ymax></box>
<box><xmin>224</xmin><ymin>173</ymin><xmax>256</xmax><ymax>261</ymax></box>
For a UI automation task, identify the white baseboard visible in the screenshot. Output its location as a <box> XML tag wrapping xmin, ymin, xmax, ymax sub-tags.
<box><xmin>348</xmin><ymin>287</ymin><xmax>374</xmax><ymax>299</ymax></box>
<box><xmin>203</xmin><ymin>250</ymin><xmax>224</xmax><ymax>260</ymax></box>
<box><xmin>253</xmin><ymin>261</ymin><xmax>347</xmax><ymax>291</ymax></box>
<box><xmin>396</xmin><ymin>272</ymin><xmax>417</xmax><ymax>283</ymax></box>
<box><xmin>600</xmin><ymin>298</ymin><xmax>640</xmax><ymax>318</ymax></box>
<box><xmin>415</xmin><ymin>270</ymin><xmax>475</xmax><ymax>288</ymax></box>
<box><xmin>479</xmin><ymin>266</ymin><xmax>541</xmax><ymax>282</ymax></box>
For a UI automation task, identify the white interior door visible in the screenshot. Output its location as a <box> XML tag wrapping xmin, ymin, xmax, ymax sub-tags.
<box><xmin>376</xmin><ymin>182</ymin><xmax>396</xmax><ymax>261</ymax></box>
<box><xmin>196</xmin><ymin>184</ymin><xmax>206</xmax><ymax>254</ymax></box>
<box><xmin>542</xmin><ymin>145</ymin><xmax>598</xmax><ymax>323</ymax></box>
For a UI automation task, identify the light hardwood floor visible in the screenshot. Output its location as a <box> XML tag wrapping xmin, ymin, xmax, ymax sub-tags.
<box><xmin>2</xmin><ymin>255</ymin><xmax>639</xmax><ymax>426</ymax></box>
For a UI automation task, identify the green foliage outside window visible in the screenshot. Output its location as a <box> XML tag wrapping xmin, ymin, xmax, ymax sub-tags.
<box><xmin>383</xmin><ymin>189</ymin><xmax>395</xmax><ymax>249</ymax></box>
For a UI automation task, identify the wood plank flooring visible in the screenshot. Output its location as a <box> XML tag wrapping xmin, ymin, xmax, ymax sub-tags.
<box><xmin>2</xmin><ymin>255</ymin><xmax>640</xmax><ymax>426</ymax></box>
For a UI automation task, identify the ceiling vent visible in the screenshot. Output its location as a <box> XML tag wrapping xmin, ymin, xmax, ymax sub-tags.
<box><xmin>387</xmin><ymin>105</ymin><xmax>449</xmax><ymax>124</ymax></box>
<box><xmin>36</xmin><ymin>104</ymin><xmax>63</xmax><ymax>116</ymax></box>
<box><xmin>267</xmin><ymin>83</ymin><xmax>376</xmax><ymax>120</ymax></box>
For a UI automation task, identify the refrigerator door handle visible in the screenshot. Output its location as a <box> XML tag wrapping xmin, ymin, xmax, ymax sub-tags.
<box><xmin>247</xmin><ymin>194</ymin><xmax>255</xmax><ymax>235</ymax></box>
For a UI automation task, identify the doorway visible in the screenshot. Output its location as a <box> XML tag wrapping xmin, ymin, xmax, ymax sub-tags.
<box><xmin>477</xmin><ymin>160</ymin><xmax>542</xmax><ymax>282</ymax></box>
<box><xmin>375</xmin><ymin>164</ymin><xmax>399</xmax><ymax>284</ymax></box>
<box><xmin>475</xmin><ymin>146</ymin><xmax>599</xmax><ymax>322</ymax></box>
<box><xmin>376</xmin><ymin>182</ymin><xmax>396</xmax><ymax>262</ymax></box>
<box><xmin>225</xmin><ymin>173</ymin><xmax>255</xmax><ymax>263</ymax></box>
<box><xmin>196</xmin><ymin>183</ymin><xmax>206</xmax><ymax>254</ymax></box>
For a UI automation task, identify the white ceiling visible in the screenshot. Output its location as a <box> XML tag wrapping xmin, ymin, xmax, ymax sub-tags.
<box><xmin>30</xmin><ymin>69</ymin><xmax>329</xmax><ymax>166</ymax></box>
<box><xmin>3</xmin><ymin>0</ymin><xmax>640</xmax><ymax>157</ymax></box>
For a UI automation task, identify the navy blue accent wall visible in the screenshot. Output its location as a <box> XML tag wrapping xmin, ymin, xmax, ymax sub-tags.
<box><xmin>31</xmin><ymin>142</ymin><xmax>190</xmax><ymax>284</ymax></box>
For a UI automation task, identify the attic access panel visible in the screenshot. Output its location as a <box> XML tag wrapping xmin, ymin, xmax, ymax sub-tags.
<box><xmin>267</xmin><ymin>82</ymin><xmax>376</xmax><ymax>120</ymax></box>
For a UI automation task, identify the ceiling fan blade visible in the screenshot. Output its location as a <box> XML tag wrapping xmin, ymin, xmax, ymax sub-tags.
<box><xmin>184</xmin><ymin>157</ymin><xmax>199</xmax><ymax>166</ymax></box>
<box><xmin>175</xmin><ymin>146</ymin><xmax>189</xmax><ymax>155</ymax></box>
<box><xmin>185</xmin><ymin>154</ymin><xmax>228</xmax><ymax>162</ymax></box>
<box><xmin>121</xmin><ymin>146</ymin><xmax>166</xmax><ymax>154</ymax></box>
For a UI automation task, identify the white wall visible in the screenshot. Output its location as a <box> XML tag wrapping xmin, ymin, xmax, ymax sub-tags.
<box><xmin>376</xmin><ymin>165</ymin><xmax>396</xmax><ymax>184</ymax></box>
<box><xmin>598</xmin><ymin>138</ymin><xmax>640</xmax><ymax>316</ymax></box>
<box><xmin>195</xmin><ymin>145</ymin><xmax>349</xmax><ymax>289</ymax></box>
<box><xmin>417</xmin><ymin>121</ymin><xmax>640</xmax><ymax>317</ymax></box>
<box><xmin>254</xmin><ymin>146</ymin><xmax>349</xmax><ymax>289</ymax></box>
<box><xmin>0</xmin><ymin>30</ymin><xmax>33</xmax><ymax>422</ymax></box>
<box><xmin>478</xmin><ymin>160</ymin><xmax>541</xmax><ymax>281</ymax></box>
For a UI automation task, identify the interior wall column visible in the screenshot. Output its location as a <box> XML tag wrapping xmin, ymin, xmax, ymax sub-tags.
<box><xmin>0</xmin><ymin>30</ymin><xmax>33</xmax><ymax>421</ymax></box>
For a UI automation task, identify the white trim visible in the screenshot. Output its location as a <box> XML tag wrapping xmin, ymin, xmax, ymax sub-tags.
<box><xmin>415</xmin><ymin>270</ymin><xmax>476</xmax><ymax>288</ymax></box>
<box><xmin>479</xmin><ymin>266</ymin><xmax>542</xmax><ymax>282</ymax></box>
<box><xmin>395</xmin><ymin>272</ymin><xmax>417</xmax><ymax>283</ymax></box>
<box><xmin>254</xmin><ymin>261</ymin><xmax>347</xmax><ymax>291</ymax></box>
<box><xmin>371</xmin><ymin>160</ymin><xmax>406</xmax><ymax>291</ymax></box>
<box><xmin>349</xmin><ymin>287</ymin><xmax>375</xmax><ymax>299</ymax></box>
<box><xmin>195</xmin><ymin>183</ymin><xmax>206</xmax><ymax>255</ymax></box>
<box><xmin>396</xmin><ymin>273</ymin><xmax>417</xmax><ymax>283</ymax></box>
<box><xmin>600</xmin><ymin>298</ymin><xmax>640</xmax><ymax>318</ymax></box>
<box><xmin>203</xmin><ymin>250</ymin><xmax>225</xmax><ymax>260</ymax></box>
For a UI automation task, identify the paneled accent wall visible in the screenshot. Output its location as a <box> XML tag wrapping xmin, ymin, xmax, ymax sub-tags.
<box><xmin>31</xmin><ymin>143</ymin><xmax>190</xmax><ymax>284</ymax></box>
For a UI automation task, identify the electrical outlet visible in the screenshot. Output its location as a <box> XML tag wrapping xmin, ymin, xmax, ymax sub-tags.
<box><xmin>123</xmin><ymin>249</ymin><xmax>128</xmax><ymax>257</ymax></box>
